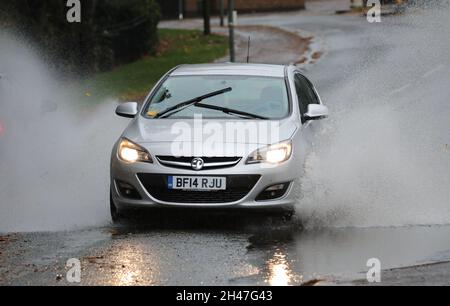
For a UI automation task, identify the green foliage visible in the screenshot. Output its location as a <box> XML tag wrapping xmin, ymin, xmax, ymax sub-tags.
<box><xmin>80</xmin><ymin>29</ymin><xmax>228</xmax><ymax>102</ymax></box>
<box><xmin>0</xmin><ymin>0</ymin><xmax>160</xmax><ymax>74</ymax></box>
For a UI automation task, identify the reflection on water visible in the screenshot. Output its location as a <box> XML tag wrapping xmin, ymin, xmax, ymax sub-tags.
<box><xmin>249</xmin><ymin>226</ymin><xmax>450</xmax><ymax>285</ymax></box>
<box><xmin>107</xmin><ymin>243</ymin><xmax>158</xmax><ymax>286</ymax></box>
<box><xmin>75</xmin><ymin>223</ymin><xmax>450</xmax><ymax>286</ymax></box>
<box><xmin>266</xmin><ymin>250</ymin><xmax>294</xmax><ymax>286</ymax></box>
<box><xmin>116</xmin><ymin>269</ymin><xmax>138</xmax><ymax>286</ymax></box>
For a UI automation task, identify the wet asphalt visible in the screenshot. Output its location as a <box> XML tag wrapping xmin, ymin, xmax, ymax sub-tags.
<box><xmin>2</xmin><ymin>212</ymin><xmax>450</xmax><ymax>285</ymax></box>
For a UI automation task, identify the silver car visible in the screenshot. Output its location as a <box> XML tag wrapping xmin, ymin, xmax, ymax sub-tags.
<box><xmin>110</xmin><ymin>63</ymin><xmax>328</xmax><ymax>222</ymax></box>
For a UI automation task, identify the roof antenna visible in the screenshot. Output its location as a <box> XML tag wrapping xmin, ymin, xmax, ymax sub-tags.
<box><xmin>246</xmin><ymin>36</ymin><xmax>251</xmax><ymax>63</ymax></box>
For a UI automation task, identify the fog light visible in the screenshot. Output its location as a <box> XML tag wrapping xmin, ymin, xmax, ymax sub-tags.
<box><xmin>266</xmin><ymin>184</ymin><xmax>286</xmax><ymax>191</ymax></box>
<box><xmin>256</xmin><ymin>183</ymin><xmax>290</xmax><ymax>201</ymax></box>
<box><xmin>116</xmin><ymin>180</ymin><xmax>141</xmax><ymax>200</ymax></box>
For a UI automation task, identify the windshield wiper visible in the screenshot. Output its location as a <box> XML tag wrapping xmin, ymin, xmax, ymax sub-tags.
<box><xmin>195</xmin><ymin>102</ymin><xmax>269</xmax><ymax>120</ymax></box>
<box><xmin>154</xmin><ymin>87</ymin><xmax>232</xmax><ymax>119</ymax></box>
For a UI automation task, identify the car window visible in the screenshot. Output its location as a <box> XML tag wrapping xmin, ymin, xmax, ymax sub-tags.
<box><xmin>294</xmin><ymin>73</ymin><xmax>320</xmax><ymax>122</ymax></box>
<box><xmin>144</xmin><ymin>75</ymin><xmax>290</xmax><ymax>119</ymax></box>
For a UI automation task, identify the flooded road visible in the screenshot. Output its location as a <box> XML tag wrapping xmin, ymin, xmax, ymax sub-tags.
<box><xmin>2</xmin><ymin>212</ymin><xmax>450</xmax><ymax>285</ymax></box>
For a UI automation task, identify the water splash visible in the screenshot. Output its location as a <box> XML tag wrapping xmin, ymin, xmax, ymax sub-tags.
<box><xmin>0</xmin><ymin>33</ymin><xmax>128</xmax><ymax>232</ymax></box>
<box><xmin>297</xmin><ymin>2</ymin><xmax>450</xmax><ymax>228</ymax></box>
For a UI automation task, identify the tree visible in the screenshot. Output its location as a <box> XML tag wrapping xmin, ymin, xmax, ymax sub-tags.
<box><xmin>203</xmin><ymin>0</ymin><xmax>211</xmax><ymax>35</ymax></box>
<box><xmin>0</xmin><ymin>0</ymin><xmax>160</xmax><ymax>74</ymax></box>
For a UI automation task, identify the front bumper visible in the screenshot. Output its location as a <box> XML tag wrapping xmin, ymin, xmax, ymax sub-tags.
<box><xmin>111</xmin><ymin>153</ymin><xmax>300</xmax><ymax>210</ymax></box>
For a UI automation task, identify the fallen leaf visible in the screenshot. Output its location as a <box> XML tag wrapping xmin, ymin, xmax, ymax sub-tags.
<box><xmin>147</xmin><ymin>110</ymin><xmax>158</xmax><ymax>118</ymax></box>
<box><xmin>0</xmin><ymin>236</ymin><xmax>10</xmax><ymax>242</ymax></box>
<box><xmin>301</xmin><ymin>278</ymin><xmax>324</xmax><ymax>286</ymax></box>
<box><xmin>84</xmin><ymin>255</ymin><xmax>104</xmax><ymax>264</ymax></box>
<box><xmin>105</xmin><ymin>228</ymin><xmax>119</xmax><ymax>236</ymax></box>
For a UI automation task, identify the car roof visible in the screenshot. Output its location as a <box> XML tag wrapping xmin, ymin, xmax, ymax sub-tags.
<box><xmin>171</xmin><ymin>63</ymin><xmax>287</xmax><ymax>78</ymax></box>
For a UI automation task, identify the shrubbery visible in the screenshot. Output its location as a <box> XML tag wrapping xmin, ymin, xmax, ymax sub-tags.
<box><xmin>0</xmin><ymin>0</ymin><xmax>160</xmax><ymax>74</ymax></box>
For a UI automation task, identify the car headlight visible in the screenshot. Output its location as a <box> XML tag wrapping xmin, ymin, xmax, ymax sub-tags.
<box><xmin>246</xmin><ymin>140</ymin><xmax>292</xmax><ymax>164</ymax></box>
<box><xmin>118</xmin><ymin>138</ymin><xmax>153</xmax><ymax>163</ymax></box>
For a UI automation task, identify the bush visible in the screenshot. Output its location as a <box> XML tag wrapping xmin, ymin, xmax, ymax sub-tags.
<box><xmin>0</xmin><ymin>0</ymin><xmax>160</xmax><ymax>74</ymax></box>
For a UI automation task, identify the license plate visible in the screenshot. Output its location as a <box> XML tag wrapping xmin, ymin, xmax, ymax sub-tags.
<box><xmin>168</xmin><ymin>176</ymin><xmax>226</xmax><ymax>191</ymax></box>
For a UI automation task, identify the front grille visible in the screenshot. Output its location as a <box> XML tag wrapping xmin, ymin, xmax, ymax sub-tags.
<box><xmin>156</xmin><ymin>156</ymin><xmax>242</xmax><ymax>170</ymax></box>
<box><xmin>137</xmin><ymin>174</ymin><xmax>261</xmax><ymax>204</ymax></box>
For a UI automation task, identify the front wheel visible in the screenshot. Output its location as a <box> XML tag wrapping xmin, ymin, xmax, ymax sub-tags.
<box><xmin>282</xmin><ymin>208</ymin><xmax>295</xmax><ymax>222</ymax></box>
<box><xmin>110</xmin><ymin>191</ymin><xmax>124</xmax><ymax>223</ymax></box>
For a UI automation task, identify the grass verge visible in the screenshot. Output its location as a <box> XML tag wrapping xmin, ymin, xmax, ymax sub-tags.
<box><xmin>80</xmin><ymin>28</ymin><xmax>228</xmax><ymax>102</ymax></box>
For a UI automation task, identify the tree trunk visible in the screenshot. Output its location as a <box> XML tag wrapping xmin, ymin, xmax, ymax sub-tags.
<box><xmin>203</xmin><ymin>0</ymin><xmax>211</xmax><ymax>35</ymax></box>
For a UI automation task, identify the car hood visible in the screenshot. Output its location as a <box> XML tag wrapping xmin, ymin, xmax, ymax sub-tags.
<box><xmin>123</xmin><ymin>117</ymin><xmax>298</xmax><ymax>145</ymax></box>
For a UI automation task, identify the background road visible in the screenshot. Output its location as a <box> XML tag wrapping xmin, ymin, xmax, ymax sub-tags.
<box><xmin>1</xmin><ymin>2</ymin><xmax>450</xmax><ymax>285</ymax></box>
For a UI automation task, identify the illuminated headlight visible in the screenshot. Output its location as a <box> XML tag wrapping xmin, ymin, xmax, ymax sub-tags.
<box><xmin>118</xmin><ymin>138</ymin><xmax>152</xmax><ymax>163</ymax></box>
<box><xmin>246</xmin><ymin>140</ymin><xmax>292</xmax><ymax>164</ymax></box>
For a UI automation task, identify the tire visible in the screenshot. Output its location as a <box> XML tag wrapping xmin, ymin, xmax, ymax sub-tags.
<box><xmin>110</xmin><ymin>190</ymin><xmax>123</xmax><ymax>223</ymax></box>
<box><xmin>271</xmin><ymin>207</ymin><xmax>295</xmax><ymax>222</ymax></box>
<box><xmin>282</xmin><ymin>208</ymin><xmax>295</xmax><ymax>222</ymax></box>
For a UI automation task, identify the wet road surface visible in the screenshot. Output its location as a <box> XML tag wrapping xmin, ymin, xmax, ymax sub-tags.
<box><xmin>2</xmin><ymin>212</ymin><xmax>450</xmax><ymax>285</ymax></box>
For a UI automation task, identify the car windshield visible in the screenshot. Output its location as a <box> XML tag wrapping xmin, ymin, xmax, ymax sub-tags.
<box><xmin>144</xmin><ymin>75</ymin><xmax>290</xmax><ymax>119</ymax></box>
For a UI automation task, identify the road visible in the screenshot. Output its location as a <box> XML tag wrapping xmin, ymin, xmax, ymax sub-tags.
<box><xmin>1</xmin><ymin>2</ymin><xmax>450</xmax><ymax>286</ymax></box>
<box><xmin>2</xmin><ymin>216</ymin><xmax>450</xmax><ymax>285</ymax></box>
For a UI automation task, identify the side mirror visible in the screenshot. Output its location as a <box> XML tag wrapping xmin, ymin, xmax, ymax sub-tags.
<box><xmin>116</xmin><ymin>102</ymin><xmax>138</xmax><ymax>118</ymax></box>
<box><xmin>304</xmin><ymin>104</ymin><xmax>329</xmax><ymax>120</ymax></box>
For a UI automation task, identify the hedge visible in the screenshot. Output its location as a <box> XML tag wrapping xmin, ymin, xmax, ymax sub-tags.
<box><xmin>0</xmin><ymin>0</ymin><xmax>160</xmax><ymax>74</ymax></box>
